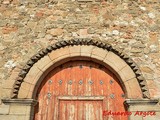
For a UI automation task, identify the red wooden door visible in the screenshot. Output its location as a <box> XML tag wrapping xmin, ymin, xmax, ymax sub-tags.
<box><xmin>34</xmin><ymin>61</ymin><xmax>127</xmax><ymax>120</ymax></box>
<box><xmin>59</xmin><ymin>100</ymin><xmax>103</xmax><ymax>120</ymax></box>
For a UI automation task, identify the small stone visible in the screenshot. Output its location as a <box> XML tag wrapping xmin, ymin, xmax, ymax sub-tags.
<box><xmin>75</xmin><ymin>8</ymin><xmax>81</xmax><ymax>12</ymax></box>
<box><xmin>37</xmin><ymin>33</ymin><xmax>46</xmax><ymax>38</ymax></box>
<box><xmin>105</xmin><ymin>31</ymin><xmax>112</xmax><ymax>36</ymax></box>
<box><xmin>72</xmin><ymin>32</ymin><xmax>78</xmax><ymax>37</ymax></box>
<box><xmin>150</xmin><ymin>25</ymin><xmax>159</xmax><ymax>32</ymax></box>
<box><xmin>144</xmin><ymin>48</ymin><xmax>150</xmax><ymax>54</ymax></box>
<box><xmin>30</xmin><ymin>14</ymin><xmax>35</xmax><ymax>18</ymax></box>
<box><xmin>27</xmin><ymin>21</ymin><xmax>37</xmax><ymax>28</ymax></box>
<box><xmin>112</xmin><ymin>30</ymin><xmax>119</xmax><ymax>35</ymax></box>
<box><xmin>4</xmin><ymin>60</ymin><xmax>16</xmax><ymax>69</ymax></box>
<box><xmin>18</xmin><ymin>6</ymin><xmax>27</xmax><ymax>13</ymax></box>
<box><xmin>102</xmin><ymin>12</ymin><xmax>114</xmax><ymax>20</ymax></box>
<box><xmin>89</xmin><ymin>16</ymin><xmax>98</xmax><ymax>23</ymax></box>
<box><xmin>79</xmin><ymin>29</ymin><xmax>88</xmax><ymax>36</ymax></box>
<box><xmin>141</xmin><ymin>66</ymin><xmax>153</xmax><ymax>73</ymax></box>
<box><xmin>2</xmin><ymin>26</ymin><xmax>18</xmax><ymax>34</ymax></box>
<box><xmin>131</xmin><ymin>48</ymin><xmax>142</xmax><ymax>53</ymax></box>
<box><xmin>128</xmin><ymin>39</ymin><xmax>136</xmax><ymax>44</ymax></box>
<box><xmin>47</xmin><ymin>28</ymin><xmax>63</xmax><ymax>37</ymax></box>
<box><xmin>148</xmin><ymin>13</ymin><xmax>155</xmax><ymax>19</ymax></box>
<box><xmin>144</xmin><ymin>55</ymin><xmax>148</xmax><ymax>59</ymax></box>
<box><xmin>18</xmin><ymin>28</ymin><xmax>26</xmax><ymax>35</ymax></box>
<box><xmin>113</xmin><ymin>21</ymin><xmax>120</xmax><ymax>25</ymax></box>
<box><xmin>102</xmin><ymin>33</ymin><xmax>106</xmax><ymax>37</ymax></box>
<box><xmin>0</xmin><ymin>43</ymin><xmax>6</xmax><ymax>51</ymax></box>
<box><xmin>3</xmin><ymin>0</ymin><xmax>10</xmax><ymax>4</ymax></box>
<box><xmin>130</xmin><ymin>21</ymin><xmax>138</xmax><ymax>27</ymax></box>
<box><xmin>35</xmin><ymin>11</ymin><xmax>44</xmax><ymax>18</ymax></box>
<box><xmin>139</xmin><ymin>6</ymin><xmax>146</xmax><ymax>11</ymax></box>
<box><xmin>132</xmin><ymin>42</ymin><xmax>145</xmax><ymax>48</ymax></box>
<box><xmin>45</xmin><ymin>34</ymin><xmax>53</xmax><ymax>40</ymax></box>
<box><xmin>87</xmin><ymin>28</ymin><xmax>95</xmax><ymax>34</ymax></box>
<box><xmin>0</xmin><ymin>20</ymin><xmax>8</xmax><ymax>27</ymax></box>
<box><xmin>150</xmin><ymin>45</ymin><xmax>157</xmax><ymax>52</ymax></box>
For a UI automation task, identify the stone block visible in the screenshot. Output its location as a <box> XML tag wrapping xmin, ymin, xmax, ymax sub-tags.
<box><xmin>118</xmin><ymin>65</ymin><xmax>136</xmax><ymax>82</ymax></box>
<box><xmin>26</xmin><ymin>105</ymin><xmax>32</xmax><ymax>115</ymax></box>
<box><xmin>39</xmin><ymin>60</ymin><xmax>54</xmax><ymax>73</ymax></box>
<box><xmin>89</xmin><ymin>15</ymin><xmax>98</xmax><ymax>23</ymax></box>
<box><xmin>129</xmin><ymin>105</ymin><xmax>160</xmax><ymax>112</ymax></box>
<box><xmin>143</xmin><ymin>116</ymin><xmax>159</xmax><ymax>120</ymax></box>
<box><xmin>104</xmin><ymin>52</ymin><xmax>127</xmax><ymax>71</ymax></box>
<box><xmin>103</xmin><ymin>59</ymin><xmax>120</xmax><ymax>75</ymax></box>
<box><xmin>0</xmin><ymin>115</ymin><xmax>26</xmax><ymax>120</ymax></box>
<box><xmin>80</xmin><ymin>45</ymin><xmax>95</xmax><ymax>57</ymax></box>
<box><xmin>18</xmin><ymin>87</ymin><xmax>33</xmax><ymax>99</ymax></box>
<box><xmin>9</xmin><ymin>105</ymin><xmax>27</xmax><ymax>115</ymax></box>
<box><xmin>124</xmin><ymin>78</ymin><xmax>142</xmax><ymax>98</ymax></box>
<box><xmin>27</xmin><ymin>21</ymin><xmax>37</xmax><ymax>28</ymax></box>
<box><xmin>79</xmin><ymin>29</ymin><xmax>88</xmax><ymax>37</ymax></box>
<box><xmin>69</xmin><ymin>45</ymin><xmax>81</xmax><ymax>57</ymax></box>
<box><xmin>34</xmin><ymin>55</ymin><xmax>52</xmax><ymax>71</ymax></box>
<box><xmin>2</xmin><ymin>26</ymin><xmax>18</xmax><ymax>34</ymax></box>
<box><xmin>0</xmin><ymin>104</ymin><xmax>10</xmax><ymax>115</ymax></box>
<box><xmin>47</xmin><ymin>28</ymin><xmax>63</xmax><ymax>36</ymax></box>
<box><xmin>1</xmin><ymin>88</ymin><xmax>12</xmax><ymax>98</ymax></box>
<box><xmin>3</xmin><ymin>80</ymin><xmax>16</xmax><ymax>89</ymax></box>
<box><xmin>91</xmin><ymin>47</ymin><xmax>108</xmax><ymax>60</ymax></box>
<box><xmin>18</xmin><ymin>88</ymin><xmax>29</xmax><ymax>99</ymax></box>
<box><xmin>20</xmin><ymin>82</ymin><xmax>34</xmax><ymax>92</ymax></box>
<box><xmin>129</xmin><ymin>112</ymin><xmax>143</xmax><ymax>120</ymax></box>
<box><xmin>27</xmin><ymin>90</ymin><xmax>34</xmax><ymax>99</ymax></box>
<box><xmin>26</xmin><ymin>115</ymin><xmax>32</xmax><ymax>120</ymax></box>
<box><xmin>91</xmin><ymin>54</ymin><xmax>104</xmax><ymax>61</ymax></box>
<box><xmin>49</xmin><ymin>47</ymin><xmax>70</xmax><ymax>60</ymax></box>
<box><xmin>23</xmin><ymin>65</ymin><xmax>43</xmax><ymax>84</ymax></box>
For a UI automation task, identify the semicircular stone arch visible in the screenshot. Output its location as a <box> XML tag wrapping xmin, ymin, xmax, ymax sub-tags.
<box><xmin>12</xmin><ymin>38</ymin><xmax>150</xmax><ymax>99</ymax></box>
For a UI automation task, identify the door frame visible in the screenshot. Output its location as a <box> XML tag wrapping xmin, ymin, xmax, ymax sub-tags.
<box><xmin>57</xmin><ymin>96</ymin><xmax>105</xmax><ymax>120</ymax></box>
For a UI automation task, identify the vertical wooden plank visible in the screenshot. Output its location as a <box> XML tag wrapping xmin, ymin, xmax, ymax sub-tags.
<box><xmin>58</xmin><ymin>66</ymin><xmax>65</xmax><ymax>96</ymax></box>
<box><xmin>84</xmin><ymin>62</ymin><xmax>88</xmax><ymax>97</ymax></box>
<box><xmin>77</xmin><ymin>62</ymin><xmax>84</xmax><ymax>96</ymax></box>
<box><xmin>46</xmin><ymin>69</ymin><xmax>56</xmax><ymax>120</ymax></box>
<box><xmin>70</xmin><ymin>62</ymin><xmax>77</xmax><ymax>96</ymax></box>
<box><xmin>59</xmin><ymin>100</ymin><xmax>67</xmax><ymax>120</ymax></box>
<box><xmin>77</xmin><ymin>101</ymin><xmax>83</xmax><ymax>120</ymax></box>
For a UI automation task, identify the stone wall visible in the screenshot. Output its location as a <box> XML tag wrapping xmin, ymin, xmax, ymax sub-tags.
<box><xmin>0</xmin><ymin>0</ymin><xmax>160</xmax><ymax>119</ymax></box>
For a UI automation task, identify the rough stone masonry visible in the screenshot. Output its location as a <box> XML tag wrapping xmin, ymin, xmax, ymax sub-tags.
<box><xmin>0</xmin><ymin>0</ymin><xmax>160</xmax><ymax>119</ymax></box>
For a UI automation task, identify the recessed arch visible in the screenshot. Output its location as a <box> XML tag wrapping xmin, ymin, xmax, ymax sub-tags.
<box><xmin>11</xmin><ymin>38</ymin><xmax>150</xmax><ymax>99</ymax></box>
<box><xmin>34</xmin><ymin>60</ymin><xmax>129</xmax><ymax>120</ymax></box>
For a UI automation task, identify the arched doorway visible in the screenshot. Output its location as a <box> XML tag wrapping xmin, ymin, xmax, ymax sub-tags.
<box><xmin>3</xmin><ymin>39</ymin><xmax>156</xmax><ymax>120</ymax></box>
<box><xmin>34</xmin><ymin>60</ymin><xmax>127</xmax><ymax>120</ymax></box>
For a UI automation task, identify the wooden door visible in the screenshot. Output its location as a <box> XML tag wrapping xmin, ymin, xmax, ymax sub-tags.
<box><xmin>34</xmin><ymin>61</ymin><xmax>127</xmax><ymax>120</ymax></box>
<box><xmin>59</xmin><ymin>100</ymin><xmax>103</xmax><ymax>120</ymax></box>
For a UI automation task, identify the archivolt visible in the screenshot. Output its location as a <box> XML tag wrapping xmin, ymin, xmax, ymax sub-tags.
<box><xmin>12</xmin><ymin>38</ymin><xmax>150</xmax><ymax>98</ymax></box>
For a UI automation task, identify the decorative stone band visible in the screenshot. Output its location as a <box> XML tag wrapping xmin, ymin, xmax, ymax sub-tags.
<box><xmin>124</xmin><ymin>99</ymin><xmax>159</xmax><ymax>106</ymax></box>
<box><xmin>12</xmin><ymin>38</ymin><xmax>150</xmax><ymax>99</ymax></box>
<box><xmin>124</xmin><ymin>99</ymin><xmax>159</xmax><ymax>112</ymax></box>
<box><xmin>2</xmin><ymin>99</ymin><xmax>37</xmax><ymax>106</ymax></box>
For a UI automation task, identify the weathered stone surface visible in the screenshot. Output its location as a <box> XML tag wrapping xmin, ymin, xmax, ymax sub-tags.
<box><xmin>10</xmin><ymin>105</ymin><xmax>27</xmax><ymax>115</ymax></box>
<box><xmin>0</xmin><ymin>104</ymin><xmax>10</xmax><ymax>115</ymax></box>
<box><xmin>0</xmin><ymin>0</ymin><xmax>160</xmax><ymax>119</ymax></box>
<box><xmin>47</xmin><ymin>28</ymin><xmax>63</xmax><ymax>37</ymax></box>
<box><xmin>141</xmin><ymin>66</ymin><xmax>153</xmax><ymax>73</ymax></box>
